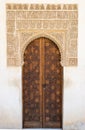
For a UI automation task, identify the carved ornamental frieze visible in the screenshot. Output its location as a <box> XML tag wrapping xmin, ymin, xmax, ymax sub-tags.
<box><xmin>6</xmin><ymin>4</ymin><xmax>78</xmax><ymax>66</ymax></box>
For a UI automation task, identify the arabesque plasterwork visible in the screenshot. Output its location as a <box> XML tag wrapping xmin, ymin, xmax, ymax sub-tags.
<box><xmin>6</xmin><ymin>4</ymin><xmax>78</xmax><ymax>66</ymax></box>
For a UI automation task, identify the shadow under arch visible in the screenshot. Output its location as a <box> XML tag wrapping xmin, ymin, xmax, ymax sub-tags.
<box><xmin>21</xmin><ymin>33</ymin><xmax>63</xmax><ymax>66</ymax></box>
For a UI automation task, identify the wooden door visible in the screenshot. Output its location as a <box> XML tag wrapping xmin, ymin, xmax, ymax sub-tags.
<box><xmin>22</xmin><ymin>37</ymin><xmax>63</xmax><ymax>128</ymax></box>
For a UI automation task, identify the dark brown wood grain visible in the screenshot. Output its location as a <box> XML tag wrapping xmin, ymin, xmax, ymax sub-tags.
<box><xmin>22</xmin><ymin>37</ymin><xmax>63</xmax><ymax>128</ymax></box>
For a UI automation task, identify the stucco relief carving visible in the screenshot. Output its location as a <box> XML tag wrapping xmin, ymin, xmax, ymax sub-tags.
<box><xmin>6</xmin><ymin>4</ymin><xmax>78</xmax><ymax>66</ymax></box>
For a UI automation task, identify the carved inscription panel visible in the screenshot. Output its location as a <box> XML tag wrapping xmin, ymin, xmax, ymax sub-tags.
<box><xmin>6</xmin><ymin>4</ymin><xmax>78</xmax><ymax>66</ymax></box>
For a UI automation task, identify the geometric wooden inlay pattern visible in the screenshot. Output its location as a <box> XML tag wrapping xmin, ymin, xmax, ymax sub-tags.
<box><xmin>23</xmin><ymin>37</ymin><xmax>63</xmax><ymax>128</ymax></box>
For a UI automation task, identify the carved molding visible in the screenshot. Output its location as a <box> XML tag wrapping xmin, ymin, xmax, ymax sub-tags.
<box><xmin>6</xmin><ymin>4</ymin><xmax>78</xmax><ymax>10</ymax></box>
<box><xmin>6</xmin><ymin>4</ymin><xmax>78</xmax><ymax>66</ymax></box>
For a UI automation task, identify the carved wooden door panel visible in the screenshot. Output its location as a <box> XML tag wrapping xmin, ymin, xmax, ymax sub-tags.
<box><xmin>43</xmin><ymin>38</ymin><xmax>63</xmax><ymax>128</ymax></box>
<box><xmin>23</xmin><ymin>37</ymin><xmax>63</xmax><ymax>128</ymax></box>
<box><xmin>23</xmin><ymin>39</ymin><xmax>41</xmax><ymax>128</ymax></box>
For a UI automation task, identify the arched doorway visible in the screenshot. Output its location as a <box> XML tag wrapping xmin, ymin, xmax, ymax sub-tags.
<box><xmin>22</xmin><ymin>37</ymin><xmax>63</xmax><ymax>128</ymax></box>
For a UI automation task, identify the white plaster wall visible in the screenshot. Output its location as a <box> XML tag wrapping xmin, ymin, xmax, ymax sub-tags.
<box><xmin>64</xmin><ymin>67</ymin><xmax>85</xmax><ymax>130</ymax></box>
<box><xmin>0</xmin><ymin>0</ymin><xmax>85</xmax><ymax>129</ymax></box>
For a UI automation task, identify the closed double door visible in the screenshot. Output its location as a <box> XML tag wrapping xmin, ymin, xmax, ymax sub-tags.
<box><xmin>22</xmin><ymin>37</ymin><xmax>63</xmax><ymax>128</ymax></box>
